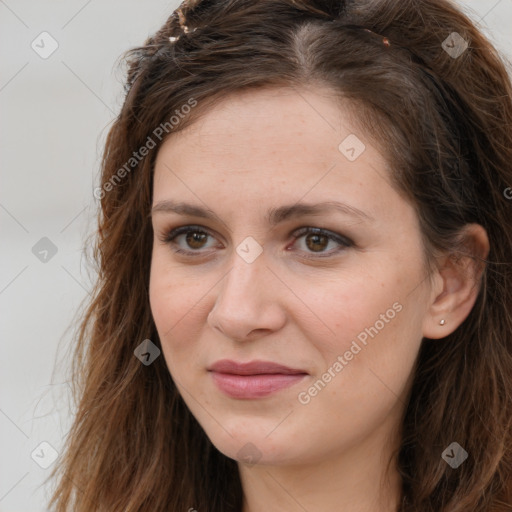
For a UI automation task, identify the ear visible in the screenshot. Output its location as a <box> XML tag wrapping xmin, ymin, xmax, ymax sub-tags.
<box><xmin>422</xmin><ymin>223</ymin><xmax>489</xmax><ymax>339</ymax></box>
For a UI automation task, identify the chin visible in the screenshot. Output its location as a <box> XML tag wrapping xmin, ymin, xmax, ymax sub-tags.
<box><xmin>202</xmin><ymin>422</ymin><xmax>307</xmax><ymax>466</ymax></box>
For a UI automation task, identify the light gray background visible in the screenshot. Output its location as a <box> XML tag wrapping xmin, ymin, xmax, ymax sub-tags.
<box><xmin>1</xmin><ymin>1</ymin><xmax>511</xmax><ymax>510</ymax></box>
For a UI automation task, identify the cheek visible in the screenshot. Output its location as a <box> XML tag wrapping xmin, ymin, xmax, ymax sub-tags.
<box><xmin>291</xmin><ymin>254</ymin><xmax>426</xmax><ymax>403</ymax></box>
<box><xmin>291</xmin><ymin>258</ymin><xmax>408</xmax><ymax>352</ymax></box>
<box><xmin>149</xmin><ymin>247</ymin><xmax>201</xmax><ymax>328</ymax></box>
<box><xmin>291</xmin><ymin>272</ymin><xmax>420</xmax><ymax>438</ymax></box>
<box><xmin>149</xmin><ymin>251</ymin><xmax>214</xmax><ymax>369</ymax></box>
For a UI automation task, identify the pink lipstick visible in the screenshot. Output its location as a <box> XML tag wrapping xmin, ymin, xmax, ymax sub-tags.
<box><xmin>208</xmin><ymin>359</ymin><xmax>308</xmax><ymax>399</ymax></box>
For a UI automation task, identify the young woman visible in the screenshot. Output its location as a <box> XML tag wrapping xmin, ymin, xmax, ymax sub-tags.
<box><xmin>48</xmin><ymin>0</ymin><xmax>512</xmax><ymax>510</ymax></box>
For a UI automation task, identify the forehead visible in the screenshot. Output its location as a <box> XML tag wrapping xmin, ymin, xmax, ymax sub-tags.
<box><xmin>165</xmin><ymin>85</ymin><xmax>354</xmax><ymax>151</ymax></box>
<box><xmin>155</xmin><ymin>85</ymin><xmax>386</xmax><ymax>178</ymax></box>
<box><xmin>151</xmin><ymin>85</ymin><xmax>409</xmax><ymax>228</ymax></box>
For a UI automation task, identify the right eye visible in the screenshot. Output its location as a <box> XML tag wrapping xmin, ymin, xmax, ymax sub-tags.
<box><xmin>160</xmin><ymin>225</ymin><xmax>220</xmax><ymax>255</ymax></box>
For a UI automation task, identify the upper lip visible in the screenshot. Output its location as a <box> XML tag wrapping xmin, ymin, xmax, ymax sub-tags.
<box><xmin>208</xmin><ymin>359</ymin><xmax>308</xmax><ymax>375</ymax></box>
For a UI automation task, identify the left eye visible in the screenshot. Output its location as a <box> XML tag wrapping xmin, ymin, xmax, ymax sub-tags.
<box><xmin>291</xmin><ymin>227</ymin><xmax>352</xmax><ymax>256</ymax></box>
<box><xmin>160</xmin><ymin>225</ymin><xmax>352</xmax><ymax>257</ymax></box>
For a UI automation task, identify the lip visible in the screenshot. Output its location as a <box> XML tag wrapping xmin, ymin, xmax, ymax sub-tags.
<box><xmin>208</xmin><ymin>359</ymin><xmax>308</xmax><ymax>399</ymax></box>
<box><xmin>208</xmin><ymin>359</ymin><xmax>308</xmax><ymax>375</ymax></box>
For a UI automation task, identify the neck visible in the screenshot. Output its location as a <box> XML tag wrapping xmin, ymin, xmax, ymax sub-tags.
<box><xmin>238</xmin><ymin>409</ymin><xmax>403</xmax><ymax>512</ymax></box>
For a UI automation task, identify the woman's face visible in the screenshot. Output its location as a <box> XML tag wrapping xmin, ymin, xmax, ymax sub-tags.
<box><xmin>149</xmin><ymin>86</ymin><xmax>436</xmax><ymax>466</ymax></box>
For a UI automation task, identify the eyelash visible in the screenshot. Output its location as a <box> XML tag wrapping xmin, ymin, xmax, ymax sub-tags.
<box><xmin>159</xmin><ymin>224</ymin><xmax>353</xmax><ymax>259</ymax></box>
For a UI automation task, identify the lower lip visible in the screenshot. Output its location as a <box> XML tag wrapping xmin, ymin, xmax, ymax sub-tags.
<box><xmin>210</xmin><ymin>372</ymin><xmax>307</xmax><ymax>399</ymax></box>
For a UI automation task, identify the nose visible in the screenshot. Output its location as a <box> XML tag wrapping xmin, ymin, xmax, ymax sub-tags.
<box><xmin>207</xmin><ymin>248</ymin><xmax>287</xmax><ymax>342</ymax></box>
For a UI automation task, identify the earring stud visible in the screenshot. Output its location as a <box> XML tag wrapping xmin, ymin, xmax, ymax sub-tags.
<box><xmin>439</xmin><ymin>319</ymin><xmax>446</xmax><ymax>325</ymax></box>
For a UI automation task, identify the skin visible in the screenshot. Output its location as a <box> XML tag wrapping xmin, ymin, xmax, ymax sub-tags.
<box><xmin>149</xmin><ymin>85</ymin><xmax>489</xmax><ymax>512</ymax></box>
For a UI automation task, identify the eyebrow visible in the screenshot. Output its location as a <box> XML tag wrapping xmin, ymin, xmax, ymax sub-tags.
<box><xmin>150</xmin><ymin>199</ymin><xmax>374</xmax><ymax>227</ymax></box>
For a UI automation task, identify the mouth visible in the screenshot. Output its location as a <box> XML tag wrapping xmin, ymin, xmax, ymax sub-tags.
<box><xmin>207</xmin><ymin>359</ymin><xmax>309</xmax><ymax>399</ymax></box>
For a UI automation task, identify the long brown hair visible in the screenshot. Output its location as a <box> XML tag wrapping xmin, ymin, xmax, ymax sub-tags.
<box><xmin>47</xmin><ymin>0</ymin><xmax>512</xmax><ymax>510</ymax></box>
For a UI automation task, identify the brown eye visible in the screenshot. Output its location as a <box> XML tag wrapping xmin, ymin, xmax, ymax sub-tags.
<box><xmin>161</xmin><ymin>225</ymin><xmax>352</xmax><ymax>259</ymax></box>
<box><xmin>162</xmin><ymin>225</ymin><xmax>217</xmax><ymax>254</ymax></box>
<box><xmin>291</xmin><ymin>227</ymin><xmax>353</xmax><ymax>258</ymax></box>
<box><xmin>304</xmin><ymin>233</ymin><xmax>329</xmax><ymax>252</ymax></box>
<box><xmin>184</xmin><ymin>230</ymin><xmax>208</xmax><ymax>249</ymax></box>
